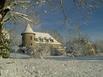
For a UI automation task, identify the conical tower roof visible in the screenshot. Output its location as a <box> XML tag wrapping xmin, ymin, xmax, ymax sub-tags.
<box><xmin>23</xmin><ymin>24</ymin><xmax>34</xmax><ymax>33</ymax></box>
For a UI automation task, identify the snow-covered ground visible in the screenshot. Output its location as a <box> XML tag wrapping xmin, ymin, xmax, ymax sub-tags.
<box><xmin>46</xmin><ymin>55</ymin><xmax>103</xmax><ymax>61</ymax></box>
<box><xmin>0</xmin><ymin>56</ymin><xmax>103</xmax><ymax>77</ymax></box>
<box><xmin>0</xmin><ymin>53</ymin><xmax>103</xmax><ymax>77</ymax></box>
<box><xmin>10</xmin><ymin>53</ymin><xmax>31</xmax><ymax>59</ymax></box>
<box><xmin>10</xmin><ymin>52</ymin><xmax>103</xmax><ymax>60</ymax></box>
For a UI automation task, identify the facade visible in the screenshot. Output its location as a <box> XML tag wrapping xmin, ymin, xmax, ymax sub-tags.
<box><xmin>21</xmin><ymin>24</ymin><xmax>65</xmax><ymax>54</ymax></box>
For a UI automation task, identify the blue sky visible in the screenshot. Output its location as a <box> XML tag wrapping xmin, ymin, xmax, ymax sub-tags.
<box><xmin>6</xmin><ymin>0</ymin><xmax>103</xmax><ymax>41</ymax></box>
<box><xmin>34</xmin><ymin>0</ymin><xmax>103</xmax><ymax>41</ymax></box>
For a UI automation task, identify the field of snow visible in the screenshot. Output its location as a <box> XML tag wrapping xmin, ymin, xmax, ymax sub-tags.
<box><xmin>0</xmin><ymin>58</ymin><xmax>103</xmax><ymax>77</ymax></box>
<box><xmin>10</xmin><ymin>52</ymin><xmax>103</xmax><ymax>60</ymax></box>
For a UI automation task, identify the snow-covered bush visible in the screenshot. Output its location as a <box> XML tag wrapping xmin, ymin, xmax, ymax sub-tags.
<box><xmin>65</xmin><ymin>38</ymin><xmax>96</xmax><ymax>56</ymax></box>
<box><xmin>31</xmin><ymin>44</ymin><xmax>53</xmax><ymax>58</ymax></box>
<box><xmin>18</xmin><ymin>43</ymin><xmax>63</xmax><ymax>58</ymax></box>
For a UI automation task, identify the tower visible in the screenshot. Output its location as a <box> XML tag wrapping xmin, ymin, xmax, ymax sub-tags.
<box><xmin>21</xmin><ymin>24</ymin><xmax>35</xmax><ymax>48</ymax></box>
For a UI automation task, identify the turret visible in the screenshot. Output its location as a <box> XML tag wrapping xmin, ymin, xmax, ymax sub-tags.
<box><xmin>21</xmin><ymin>24</ymin><xmax>35</xmax><ymax>48</ymax></box>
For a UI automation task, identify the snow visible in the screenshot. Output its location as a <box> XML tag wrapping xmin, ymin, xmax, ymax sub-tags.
<box><xmin>23</xmin><ymin>24</ymin><xmax>34</xmax><ymax>33</ymax></box>
<box><xmin>10</xmin><ymin>53</ymin><xmax>103</xmax><ymax>60</ymax></box>
<box><xmin>0</xmin><ymin>58</ymin><xmax>103</xmax><ymax>77</ymax></box>
<box><xmin>34</xmin><ymin>32</ymin><xmax>61</xmax><ymax>44</ymax></box>
<box><xmin>46</xmin><ymin>56</ymin><xmax>103</xmax><ymax>60</ymax></box>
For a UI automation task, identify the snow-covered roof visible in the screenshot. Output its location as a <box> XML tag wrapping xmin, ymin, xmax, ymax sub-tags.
<box><xmin>23</xmin><ymin>24</ymin><xmax>34</xmax><ymax>33</ymax></box>
<box><xmin>34</xmin><ymin>32</ymin><xmax>61</xmax><ymax>45</ymax></box>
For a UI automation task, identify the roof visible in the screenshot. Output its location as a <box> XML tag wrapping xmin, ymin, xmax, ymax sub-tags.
<box><xmin>34</xmin><ymin>32</ymin><xmax>61</xmax><ymax>45</ymax></box>
<box><xmin>23</xmin><ymin>24</ymin><xmax>34</xmax><ymax>33</ymax></box>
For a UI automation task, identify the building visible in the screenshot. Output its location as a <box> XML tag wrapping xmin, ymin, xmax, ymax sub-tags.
<box><xmin>21</xmin><ymin>24</ymin><xmax>65</xmax><ymax>55</ymax></box>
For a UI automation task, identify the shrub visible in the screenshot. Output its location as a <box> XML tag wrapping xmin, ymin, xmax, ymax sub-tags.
<box><xmin>66</xmin><ymin>38</ymin><xmax>96</xmax><ymax>56</ymax></box>
<box><xmin>0</xmin><ymin>31</ymin><xmax>10</xmax><ymax>58</ymax></box>
<box><xmin>18</xmin><ymin>43</ymin><xmax>63</xmax><ymax>58</ymax></box>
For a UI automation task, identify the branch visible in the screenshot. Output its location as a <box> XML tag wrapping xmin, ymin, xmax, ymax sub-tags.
<box><xmin>12</xmin><ymin>11</ymin><xmax>33</xmax><ymax>23</ymax></box>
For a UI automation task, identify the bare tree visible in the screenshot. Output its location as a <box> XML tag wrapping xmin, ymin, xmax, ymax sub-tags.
<box><xmin>9</xmin><ymin>30</ymin><xmax>21</xmax><ymax>47</ymax></box>
<box><xmin>66</xmin><ymin>36</ymin><xmax>96</xmax><ymax>56</ymax></box>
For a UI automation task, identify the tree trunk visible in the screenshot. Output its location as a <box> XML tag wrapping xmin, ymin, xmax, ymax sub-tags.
<box><xmin>0</xmin><ymin>0</ymin><xmax>6</xmax><ymax>33</ymax></box>
<box><xmin>0</xmin><ymin>23</ymin><xmax>2</xmax><ymax>33</ymax></box>
<box><xmin>0</xmin><ymin>0</ymin><xmax>6</xmax><ymax>9</ymax></box>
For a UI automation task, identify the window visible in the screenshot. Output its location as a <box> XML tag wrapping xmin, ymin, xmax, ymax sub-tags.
<box><xmin>31</xmin><ymin>43</ymin><xmax>32</xmax><ymax>46</ymax></box>
<box><xmin>30</xmin><ymin>36</ymin><xmax>32</xmax><ymax>40</ymax></box>
<box><xmin>39</xmin><ymin>37</ymin><xmax>43</xmax><ymax>42</ymax></box>
<box><xmin>49</xmin><ymin>38</ymin><xmax>54</xmax><ymax>42</ymax></box>
<box><xmin>44</xmin><ymin>37</ymin><xmax>49</xmax><ymax>42</ymax></box>
<box><xmin>34</xmin><ymin>38</ymin><xmax>38</xmax><ymax>41</ymax></box>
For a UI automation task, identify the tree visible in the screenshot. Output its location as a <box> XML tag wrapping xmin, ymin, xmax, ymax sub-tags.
<box><xmin>65</xmin><ymin>36</ymin><xmax>96</xmax><ymax>56</ymax></box>
<box><xmin>10</xmin><ymin>30</ymin><xmax>21</xmax><ymax>45</ymax></box>
<box><xmin>95</xmin><ymin>40</ymin><xmax>103</xmax><ymax>53</ymax></box>
<box><xmin>0</xmin><ymin>0</ymin><xmax>34</xmax><ymax>58</ymax></box>
<box><xmin>0</xmin><ymin>29</ymin><xmax>10</xmax><ymax>58</ymax></box>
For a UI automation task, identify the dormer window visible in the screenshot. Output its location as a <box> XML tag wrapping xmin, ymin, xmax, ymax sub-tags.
<box><xmin>49</xmin><ymin>38</ymin><xmax>54</xmax><ymax>42</ymax></box>
<box><xmin>34</xmin><ymin>38</ymin><xmax>38</xmax><ymax>41</ymax></box>
<box><xmin>44</xmin><ymin>37</ymin><xmax>49</xmax><ymax>42</ymax></box>
<box><xmin>39</xmin><ymin>37</ymin><xmax>43</xmax><ymax>42</ymax></box>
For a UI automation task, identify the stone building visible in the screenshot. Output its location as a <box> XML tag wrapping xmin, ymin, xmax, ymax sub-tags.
<box><xmin>21</xmin><ymin>24</ymin><xmax>65</xmax><ymax>55</ymax></box>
